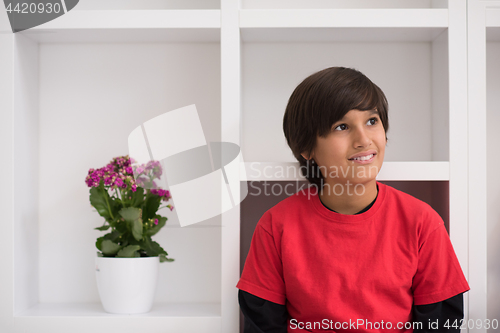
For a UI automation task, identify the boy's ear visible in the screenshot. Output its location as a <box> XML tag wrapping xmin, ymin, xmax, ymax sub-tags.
<box><xmin>301</xmin><ymin>152</ymin><xmax>313</xmax><ymax>161</ymax></box>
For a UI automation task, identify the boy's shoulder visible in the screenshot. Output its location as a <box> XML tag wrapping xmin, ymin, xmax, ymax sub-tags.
<box><xmin>381</xmin><ymin>182</ymin><xmax>445</xmax><ymax>232</ymax></box>
<box><xmin>258</xmin><ymin>183</ymin><xmax>445</xmax><ymax>236</ymax></box>
<box><xmin>262</xmin><ymin>182</ymin><xmax>440</xmax><ymax>216</ymax></box>
<box><xmin>267</xmin><ymin>185</ymin><xmax>316</xmax><ymax>213</ymax></box>
<box><xmin>382</xmin><ymin>182</ymin><xmax>439</xmax><ymax>213</ymax></box>
<box><xmin>257</xmin><ymin>186</ymin><xmax>315</xmax><ymax>229</ymax></box>
<box><xmin>382</xmin><ymin>182</ymin><xmax>428</xmax><ymax>208</ymax></box>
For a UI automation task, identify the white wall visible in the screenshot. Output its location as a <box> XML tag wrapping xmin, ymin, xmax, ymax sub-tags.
<box><xmin>242</xmin><ymin>42</ymin><xmax>436</xmax><ymax>163</ymax></box>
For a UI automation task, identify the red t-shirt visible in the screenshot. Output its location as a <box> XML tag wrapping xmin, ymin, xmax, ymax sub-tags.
<box><xmin>236</xmin><ymin>181</ymin><xmax>470</xmax><ymax>332</ymax></box>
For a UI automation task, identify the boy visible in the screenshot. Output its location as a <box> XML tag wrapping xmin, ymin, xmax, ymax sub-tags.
<box><xmin>236</xmin><ymin>67</ymin><xmax>470</xmax><ymax>332</ymax></box>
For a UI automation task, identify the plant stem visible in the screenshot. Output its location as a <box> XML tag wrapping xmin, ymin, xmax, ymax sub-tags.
<box><xmin>103</xmin><ymin>188</ymin><xmax>114</xmax><ymax>220</ymax></box>
<box><xmin>121</xmin><ymin>189</ymin><xmax>127</xmax><ymax>207</ymax></box>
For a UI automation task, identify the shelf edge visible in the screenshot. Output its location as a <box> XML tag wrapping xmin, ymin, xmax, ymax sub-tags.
<box><xmin>240</xmin><ymin>161</ymin><xmax>450</xmax><ymax>181</ymax></box>
<box><xmin>30</xmin><ymin>10</ymin><xmax>222</xmax><ymax>30</ymax></box>
<box><xmin>239</xmin><ymin>9</ymin><xmax>448</xmax><ymax>28</ymax></box>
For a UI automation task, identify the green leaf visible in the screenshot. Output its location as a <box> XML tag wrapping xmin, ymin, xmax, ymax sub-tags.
<box><xmin>104</xmin><ymin>230</ymin><xmax>122</xmax><ymax>242</ymax></box>
<box><xmin>101</xmin><ymin>239</ymin><xmax>121</xmax><ymax>255</ymax></box>
<box><xmin>109</xmin><ymin>197</ymin><xmax>122</xmax><ymax>216</ymax></box>
<box><xmin>140</xmin><ymin>237</ymin><xmax>166</xmax><ymax>257</ymax></box>
<box><xmin>142</xmin><ymin>192</ymin><xmax>162</xmax><ymax>222</ymax></box>
<box><xmin>119</xmin><ymin>207</ymin><xmax>143</xmax><ymax>241</ymax></box>
<box><xmin>141</xmin><ymin>238</ymin><xmax>174</xmax><ymax>262</ymax></box>
<box><xmin>130</xmin><ymin>187</ymin><xmax>145</xmax><ymax>207</ymax></box>
<box><xmin>96</xmin><ymin>236</ymin><xmax>104</xmax><ymax>251</ymax></box>
<box><xmin>119</xmin><ymin>206</ymin><xmax>142</xmax><ymax>221</ymax></box>
<box><xmin>115</xmin><ymin>220</ymin><xmax>128</xmax><ymax>234</ymax></box>
<box><xmin>159</xmin><ymin>253</ymin><xmax>174</xmax><ymax>263</ymax></box>
<box><xmin>127</xmin><ymin>237</ymin><xmax>141</xmax><ymax>246</ymax></box>
<box><xmin>145</xmin><ymin>216</ymin><xmax>167</xmax><ymax>236</ymax></box>
<box><xmin>89</xmin><ymin>187</ymin><xmax>113</xmax><ymax>219</ymax></box>
<box><xmin>116</xmin><ymin>245</ymin><xmax>141</xmax><ymax>258</ymax></box>
<box><xmin>94</xmin><ymin>224</ymin><xmax>110</xmax><ymax>231</ymax></box>
<box><xmin>131</xmin><ymin>219</ymin><xmax>143</xmax><ymax>241</ymax></box>
<box><xmin>96</xmin><ymin>231</ymin><xmax>122</xmax><ymax>253</ymax></box>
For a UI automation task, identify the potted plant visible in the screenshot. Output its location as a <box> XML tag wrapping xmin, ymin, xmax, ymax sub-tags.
<box><xmin>85</xmin><ymin>155</ymin><xmax>174</xmax><ymax>314</ymax></box>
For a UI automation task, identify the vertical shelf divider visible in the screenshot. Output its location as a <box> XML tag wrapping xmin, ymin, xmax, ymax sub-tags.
<box><xmin>0</xmin><ymin>15</ymin><xmax>15</xmax><ymax>333</ymax></box>
<box><xmin>221</xmin><ymin>0</ymin><xmax>242</xmax><ymax>332</ymax></box>
<box><xmin>468</xmin><ymin>0</ymin><xmax>489</xmax><ymax>326</ymax></box>
<box><xmin>448</xmin><ymin>0</ymin><xmax>471</xmax><ymax>324</ymax></box>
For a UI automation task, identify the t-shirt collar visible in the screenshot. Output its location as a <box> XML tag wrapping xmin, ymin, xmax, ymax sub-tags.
<box><xmin>309</xmin><ymin>181</ymin><xmax>385</xmax><ymax>223</ymax></box>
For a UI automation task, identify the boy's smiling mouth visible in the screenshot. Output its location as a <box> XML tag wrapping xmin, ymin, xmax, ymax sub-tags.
<box><xmin>348</xmin><ymin>150</ymin><xmax>377</xmax><ymax>161</ymax></box>
<box><xmin>348</xmin><ymin>150</ymin><xmax>377</xmax><ymax>164</ymax></box>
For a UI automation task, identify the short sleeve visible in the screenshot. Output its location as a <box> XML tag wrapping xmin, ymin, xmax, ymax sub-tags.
<box><xmin>236</xmin><ymin>211</ymin><xmax>286</xmax><ymax>305</ymax></box>
<box><xmin>412</xmin><ymin>221</ymin><xmax>470</xmax><ymax>305</ymax></box>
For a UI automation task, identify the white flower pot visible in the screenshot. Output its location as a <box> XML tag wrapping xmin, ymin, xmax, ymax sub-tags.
<box><xmin>95</xmin><ymin>256</ymin><xmax>159</xmax><ymax>314</ymax></box>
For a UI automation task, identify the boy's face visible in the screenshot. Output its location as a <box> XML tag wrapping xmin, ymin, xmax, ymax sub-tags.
<box><xmin>303</xmin><ymin>109</ymin><xmax>386</xmax><ymax>188</ymax></box>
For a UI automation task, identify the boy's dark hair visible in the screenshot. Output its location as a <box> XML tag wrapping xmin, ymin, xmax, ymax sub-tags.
<box><xmin>282</xmin><ymin>66</ymin><xmax>389</xmax><ymax>188</ymax></box>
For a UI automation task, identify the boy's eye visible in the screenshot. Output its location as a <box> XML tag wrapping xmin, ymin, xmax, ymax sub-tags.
<box><xmin>333</xmin><ymin>117</ymin><xmax>379</xmax><ymax>131</ymax></box>
<box><xmin>334</xmin><ymin>124</ymin><xmax>347</xmax><ymax>131</ymax></box>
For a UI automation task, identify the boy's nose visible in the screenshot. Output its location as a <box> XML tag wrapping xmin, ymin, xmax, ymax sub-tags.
<box><xmin>352</xmin><ymin>127</ymin><xmax>371</xmax><ymax>147</ymax></box>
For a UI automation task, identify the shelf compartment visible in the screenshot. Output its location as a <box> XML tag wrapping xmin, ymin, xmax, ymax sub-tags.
<box><xmin>241</xmin><ymin>162</ymin><xmax>449</xmax><ymax>181</ymax></box>
<box><xmin>10</xmin><ymin>28</ymin><xmax>222</xmax><ymax>323</ymax></box>
<box><xmin>241</xmin><ymin>34</ymin><xmax>449</xmax><ymax>163</ymax></box>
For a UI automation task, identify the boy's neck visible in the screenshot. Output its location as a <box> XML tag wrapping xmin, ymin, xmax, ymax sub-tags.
<box><xmin>319</xmin><ymin>180</ymin><xmax>378</xmax><ymax>215</ymax></box>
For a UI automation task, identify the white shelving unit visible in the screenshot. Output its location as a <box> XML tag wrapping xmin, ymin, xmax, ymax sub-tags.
<box><xmin>0</xmin><ymin>0</ymin><xmax>494</xmax><ymax>332</ymax></box>
<box><xmin>486</xmin><ymin>8</ymin><xmax>500</xmax><ymax>331</ymax></box>
<box><xmin>469</xmin><ymin>1</ymin><xmax>500</xmax><ymax>331</ymax></box>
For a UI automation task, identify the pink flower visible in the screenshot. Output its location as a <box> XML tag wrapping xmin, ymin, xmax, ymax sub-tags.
<box><xmin>104</xmin><ymin>176</ymin><xmax>113</xmax><ymax>186</ymax></box>
<box><xmin>114</xmin><ymin>178</ymin><xmax>124</xmax><ymax>188</ymax></box>
<box><xmin>86</xmin><ymin>156</ymin><xmax>169</xmax><ymax>195</ymax></box>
